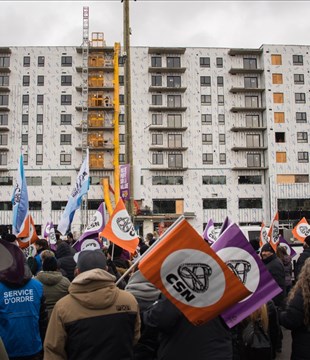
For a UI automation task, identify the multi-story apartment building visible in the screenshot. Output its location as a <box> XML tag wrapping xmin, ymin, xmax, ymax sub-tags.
<box><xmin>0</xmin><ymin>38</ymin><xmax>309</xmax><ymax>238</ymax></box>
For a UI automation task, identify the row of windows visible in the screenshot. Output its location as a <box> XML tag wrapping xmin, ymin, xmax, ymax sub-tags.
<box><xmin>22</xmin><ymin>75</ymin><xmax>72</xmax><ymax>87</ymax></box>
<box><xmin>201</xmin><ymin>95</ymin><xmax>225</xmax><ymax>106</ymax></box>
<box><xmin>276</xmin><ymin>151</ymin><xmax>309</xmax><ymax>163</ymax></box>
<box><xmin>151</xmin><ymin>113</ymin><xmax>182</xmax><ymax>127</ymax></box>
<box><xmin>151</xmin><ymin>75</ymin><xmax>182</xmax><ymax>88</ymax></box>
<box><xmin>199</xmin><ymin>57</ymin><xmax>223</xmax><ymax>68</ymax></box>
<box><xmin>151</xmin><ymin>94</ymin><xmax>183</xmax><ymax>107</ymax></box>
<box><xmin>273</xmin><ymin>92</ymin><xmax>308</xmax><ymax>104</ymax></box>
<box><xmin>202</xmin><ymin>114</ymin><xmax>225</xmax><ymax>125</ymax></box>
<box><xmin>271</xmin><ymin>54</ymin><xmax>304</xmax><ymax>66</ymax></box>
<box><xmin>275</xmin><ymin>132</ymin><xmax>308</xmax><ymax>143</ymax></box>
<box><xmin>152</xmin><ymin>153</ymin><xmax>183</xmax><ymax>167</ymax></box>
<box><xmin>20</xmin><ymin>94</ymin><xmax>72</xmax><ymax>106</ymax></box>
<box><xmin>203</xmin><ymin>198</ymin><xmax>263</xmax><ymax>209</ymax></box>
<box><xmin>274</xmin><ymin>111</ymin><xmax>309</xmax><ymax>124</ymax></box>
<box><xmin>200</xmin><ymin>76</ymin><xmax>224</xmax><ymax>86</ymax></box>
<box><xmin>151</xmin><ymin>56</ymin><xmax>182</xmax><ymax>68</ymax></box>
<box><xmin>22</xmin><ymin>56</ymin><xmax>72</xmax><ymax>67</ymax></box>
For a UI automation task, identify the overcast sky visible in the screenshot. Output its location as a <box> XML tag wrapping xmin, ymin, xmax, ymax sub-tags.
<box><xmin>0</xmin><ymin>1</ymin><xmax>310</xmax><ymax>48</ymax></box>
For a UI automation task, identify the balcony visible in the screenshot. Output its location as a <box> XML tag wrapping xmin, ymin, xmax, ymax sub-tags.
<box><xmin>0</xmin><ymin>87</ymin><xmax>10</xmax><ymax>93</ymax></box>
<box><xmin>149</xmin><ymin>166</ymin><xmax>188</xmax><ymax>171</ymax></box>
<box><xmin>231</xmin><ymin>126</ymin><xmax>267</xmax><ymax>132</ymax></box>
<box><xmin>148</xmin><ymin>47</ymin><xmax>186</xmax><ymax>55</ymax></box>
<box><xmin>0</xmin><ymin>47</ymin><xmax>11</xmax><ymax>54</ymax></box>
<box><xmin>230</xmin><ymin>106</ymin><xmax>265</xmax><ymax>113</ymax></box>
<box><xmin>149</xmin><ymin>146</ymin><xmax>188</xmax><ymax>151</ymax></box>
<box><xmin>148</xmin><ymin>126</ymin><xmax>188</xmax><ymax>132</ymax></box>
<box><xmin>231</xmin><ymin>146</ymin><xmax>268</xmax><ymax>151</ymax></box>
<box><xmin>149</xmin><ymin>105</ymin><xmax>187</xmax><ymax>112</ymax></box>
<box><xmin>76</xmin><ymin>142</ymin><xmax>114</xmax><ymax>151</ymax></box>
<box><xmin>0</xmin><ymin>125</ymin><xmax>9</xmax><ymax>132</ymax></box>
<box><xmin>149</xmin><ymin>86</ymin><xmax>187</xmax><ymax>93</ymax></box>
<box><xmin>148</xmin><ymin>67</ymin><xmax>186</xmax><ymax>74</ymax></box>
<box><xmin>230</xmin><ymin>87</ymin><xmax>264</xmax><ymax>94</ymax></box>
<box><xmin>229</xmin><ymin>68</ymin><xmax>264</xmax><ymax>75</ymax></box>
<box><xmin>76</xmin><ymin>46</ymin><xmax>114</xmax><ymax>54</ymax></box>
<box><xmin>232</xmin><ymin>166</ymin><xmax>268</xmax><ymax>171</ymax></box>
<box><xmin>76</xmin><ymin>65</ymin><xmax>114</xmax><ymax>73</ymax></box>
<box><xmin>228</xmin><ymin>48</ymin><xmax>263</xmax><ymax>56</ymax></box>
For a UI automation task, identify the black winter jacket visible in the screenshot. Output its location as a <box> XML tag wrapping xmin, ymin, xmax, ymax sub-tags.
<box><xmin>294</xmin><ymin>247</ymin><xmax>310</xmax><ymax>280</ymax></box>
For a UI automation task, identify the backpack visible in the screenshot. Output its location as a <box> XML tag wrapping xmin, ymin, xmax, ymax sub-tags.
<box><xmin>242</xmin><ymin>320</ymin><xmax>272</xmax><ymax>358</ymax></box>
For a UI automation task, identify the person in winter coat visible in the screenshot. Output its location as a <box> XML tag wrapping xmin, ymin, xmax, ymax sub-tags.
<box><xmin>35</xmin><ymin>253</ymin><xmax>70</xmax><ymax>319</ymax></box>
<box><xmin>294</xmin><ymin>235</ymin><xmax>310</xmax><ymax>280</ymax></box>
<box><xmin>280</xmin><ymin>257</ymin><xmax>310</xmax><ymax>360</ymax></box>
<box><xmin>33</xmin><ymin>238</ymin><xmax>50</xmax><ymax>274</ymax></box>
<box><xmin>44</xmin><ymin>250</ymin><xmax>140</xmax><ymax>360</ymax></box>
<box><xmin>55</xmin><ymin>241</ymin><xmax>77</xmax><ymax>281</ymax></box>
<box><xmin>276</xmin><ymin>246</ymin><xmax>293</xmax><ymax>295</ymax></box>
<box><xmin>144</xmin><ymin>295</ymin><xmax>233</xmax><ymax>360</ymax></box>
<box><xmin>0</xmin><ymin>239</ymin><xmax>48</xmax><ymax>360</ymax></box>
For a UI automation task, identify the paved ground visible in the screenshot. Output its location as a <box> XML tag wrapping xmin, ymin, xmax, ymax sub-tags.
<box><xmin>276</xmin><ymin>328</ymin><xmax>291</xmax><ymax>360</ymax></box>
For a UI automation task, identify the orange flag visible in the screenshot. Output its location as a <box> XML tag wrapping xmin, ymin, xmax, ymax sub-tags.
<box><xmin>139</xmin><ymin>218</ymin><xmax>251</xmax><ymax>326</ymax></box>
<box><xmin>292</xmin><ymin>217</ymin><xmax>310</xmax><ymax>242</ymax></box>
<box><xmin>259</xmin><ymin>222</ymin><xmax>269</xmax><ymax>248</ymax></box>
<box><xmin>99</xmin><ymin>198</ymin><xmax>139</xmax><ymax>254</ymax></box>
<box><xmin>268</xmin><ymin>212</ymin><xmax>280</xmax><ymax>252</ymax></box>
<box><xmin>17</xmin><ymin>214</ymin><xmax>39</xmax><ymax>249</ymax></box>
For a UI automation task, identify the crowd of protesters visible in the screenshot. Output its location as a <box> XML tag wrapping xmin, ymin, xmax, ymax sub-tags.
<box><xmin>0</xmin><ymin>230</ymin><xmax>309</xmax><ymax>360</ymax></box>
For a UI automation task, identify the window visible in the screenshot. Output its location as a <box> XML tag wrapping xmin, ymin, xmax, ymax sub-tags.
<box><xmin>245</xmin><ymin>96</ymin><xmax>259</xmax><ymax>107</ymax></box>
<box><xmin>296</xmin><ymin>112</ymin><xmax>307</xmax><ymax>123</ymax></box>
<box><xmin>23</xmin><ymin>75</ymin><xmax>30</xmax><ymax>86</ymax></box>
<box><xmin>119</xmin><ymin>94</ymin><xmax>124</xmax><ymax>105</ymax></box>
<box><xmin>152</xmin><ymin>94</ymin><xmax>162</xmax><ymax>105</ymax></box>
<box><xmin>22</xmin><ymin>114</ymin><xmax>28</xmax><ymax>124</ymax></box>
<box><xmin>37</xmin><ymin>114</ymin><xmax>43</xmax><ymax>124</ymax></box>
<box><xmin>60</xmin><ymin>134</ymin><xmax>71</xmax><ymax>145</ymax></box>
<box><xmin>152</xmin><ymin>176</ymin><xmax>183</xmax><ymax>185</ymax></box>
<box><xmin>36</xmin><ymin>134</ymin><xmax>43</xmax><ymax>145</ymax></box>
<box><xmin>167</xmin><ymin>57</ymin><xmax>180</xmax><ymax>68</ymax></box>
<box><xmin>151</xmin><ymin>75</ymin><xmax>162</xmax><ymax>87</ymax></box>
<box><xmin>202</xmin><ymin>175</ymin><xmax>226</xmax><ymax>185</ymax></box>
<box><xmin>271</xmin><ymin>54</ymin><xmax>282</xmax><ymax>65</ymax></box>
<box><xmin>119</xmin><ymin>114</ymin><xmax>125</xmax><ymax>124</ymax></box>
<box><xmin>61</xmin><ymin>95</ymin><xmax>72</xmax><ymax>105</ymax></box>
<box><xmin>298</xmin><ymin>152</ymin><xmax>309</xmax><ymax>163</ymax></box>
<box><xmin>22</xmin><ymin>95</ymin><xmax>29</xmax><ymax>105</ymax></box>
<box><xmin>38</xmin><ymin>56</ymin><xmax>45</xmax><ymax>67</ymax></box>
<box><xmin>247</xmin><ymin>153</ymin><xmax>261</xmax><ymax>167</ymax></box>
<box><xmin>0</xmin><ymin>201</ymin><xmax>12</xmax><ymax>210</ymax></box>
<box><xmin>273</xmin><ymin>93</ymin><xmax>284</xmax><ymax>103</ymax></box>
<box><xmin>0</xmin><ymin>75</ymin><xmax>9</xmax><ymax>86</ymax></box>
<box><xmin>51</xmin><ymin>201</ymin><xmax>68</xmax><ymax>210</ymax></box>
<box><xmin>119</xmin><ymin>75</ymin><xmax>124</xmax><ymax>85</ymax></box>
<box><xmin>219</xmin><ymin>153</ymin><xmax>226</xmax><ymax>164</ymax></box>
<box><xmin>152</xmin><ymin>152</ymin><xmax>163</xmax><ymax>165</ymax></box>
<box><xmin>0</xmin><ymin>95</ymin><xmax>9</xmax><ymax>106</ymax></box>
<box><xmin>60</xmin><ymin>114</ymin><xmax>72</xmax><ymax>125</ymax></box>
<box><xmin>275</xmin><ymin>132</ymin><xmax>285</xmax><ymax>143</ymax></box>
<box><xmin>167</xmin><ymin>114</ymin><xmax>182</xmax><ymax>127</ymax></box>
<box><xmin>297</xmin><ymin>132</ymin><xmax>308</xmax><ymax>143</ymax></box>
<box><xmin>167</xmin><ymin>95</ymin><xmax>181</xmax><ymax>107</ymax></box>
<box><xmin>152</xmin><ymin>133</ymin><xmax>163</xmax><ymax>145</ymax></box>
<box><xmin>239</xmin><ymin>198</ymin><xmax>262</xmax><ymax>209</ymax></box>
<box><xmin>153</xmin><ymin>200</ymin><xmax>177</xmax><ymax>214</ymax></box>
<box><xmin>246</xmin><ymin>114</ymin><xmax>260</xmax><ymax>127</ymax></box>
<box><xmin>218</xmin><ymin>114</ymin><xmax>225</xmax><ymax>125</ymax></box>
<box><xmin>152</xmin><ymin>113</ymin><xmax>163</xmax><ymax>125</ymax></box>
<box><xmin>272</xmin><ymin>73</ymin><xmax>283</xmax><ymax>84</ymax></box>
<box><xmin>243</xmin><ymin>58</ymin><xmax>257</xmax><ymax>69</ymax></box>
<box><xmin>60</xmin><ymin>153</ymin><xmax>71</xmax><ymax>165</ymax></box>
<box><xmin>61</xmin><ymin>75</ymin><xmax>72</xmax><ymax>86</ymax></box>
<box><xmin>0</xmin><ymin>114</ymin><xmax>8</xmax><ymax>125</ymax></box>
<box><xmin>0</xmin><ymin>56</ymin><xmax>10</xmax><ymax>67</ymax></box>
<box><xmin>26</xmin><ymin>177</ymin><xmax>42</xmax><ymax>186</ymax></box>
<box><xmin>246</xmin><ymin>134</ymin><xmax>260</xmax><ymax>147</ymax></box>
<box><xmin>37</xmin><ymin>95</ymin><xmax>44</xmax><ymax>105</ymax></box>
<box><xmin>219</xmin><ymin>134</ymin><xmax>225</xmax><ymax>145</ymax></box>
<box><xmin>168</xmin><ymin>134</ymin><xmax>182</xmax><ymax>148</ymax></box>
<box><xmin>217</xmin><ymin>76</ymin><xmax>224</xmax><ymax>87</ymax></box>
<box><xmin>244</xmin><ymin>77</ymin><xmax>258</xmax><ymax>88</ymax></box>
<box><xmin>23</xmin><ymin>56</ymin><xmax>30</xmax><ymax>67</ymax></box>
<box><xmin>218</xmin><ymin>95</ymin><xmax>224</xmax><ymax>105</ymax></box>
<box><xmin>118</xmin><ymin>56</ymin><xmax>125</xmax><ymax>66</ymax></box>
<box><xmin>274</xmin><ymin>112</ymin><xmax>285</xmax><ymax>123</ymax></box>
<box><xmin>276</xmin><ymin>152</ymin><xmax>287</xmax><ymax>163</ymax></box>
<box><xmin>238</xmin><ymin>175</ymin><xmax>262</xmax><ymax>184</ymax></box>
<box><xmin>151</xmin><ymin>56</ymin><xmax>162</xmax><ymax>67</ymax></box>
<box><xmin>119</xmin><ymin>134</ymin><xmax>125</xmax><ymax>143</ymax></box>
<box><xmin>203</xmin><ymin>153</ymin><xmax>213</xmax><ymax>164</ymax></box>
<box><xmin>36</xmin><ymin>154</ymin><xmax>43</xmax><ymax>165</ymax></box>
<box><xmin>202</xmin><ymin>134</ymin><xmax>212</xmax><ymax>144</ymax></box>
<box><xmin>0</xmin><ymin>176</ymin><xmax>13</xmax><ymax>186</ymax></box>
<box><xmin>23</xmin><ymin>154</ymin><xmax>28</xmax><ymax>165</ymax></box>
<box><xmin>293</xmin><ymin>55</ymin><xmax>303</xmax><ymax>65</ymax></box>
<box><xmin>0</xmin><ymin>152</ymin><xmax>7</xmax><ymax>165</ymax></box>
<box><xmin>119</xmin><ymin>154</ymin><xmax>125</xmax><ymax>163</ymax></box>
<box><xmin>202</xmin><ymin>114</ymin><xmax>212</xmax><ymax>125</ymax></box>
<box><xmin>0</xmin><ymin>134</ymin><xmax>8</xmax><ymax>145</ymax></box>
<box><xmin>200</xmin><ymin>76</ymin><xmax>211</xmax><ymax>86</ymax></box>
<box><xmin>61</xmin><ymin>56</ymin><xmax>72</xmax><ymax>67</ymax></box>
<box><xmin>294</xmin><ymin>74</ymin><xmax>304</xmax><ymax>84</ymax></box>
<box><xmin>203</xmin><ymin>198</ymin><xmax>227</xmax><ymax>209</ymax></box>
<box><xmin>37</xmin><ymin>75</ymin><xmax>44</xmax><ymax>86</ymax></box>
<box><xmin>295</xmin><ymin>93</ymin><xmax>306</xmax><ymax>104</ymax></box>
<box><xmin>21</xmin><ymin>134</ymin><xmax>28</xmax><ymax>145</ymax></box>
<box><xmin>201</xmin><ymin>95</ymin><xmax>211</xmax><ymax>105</ymax></box>
<box><xmin>295</xmin><ymin>175</ymin><xmax>309</xmax><ymax>183</ymax></box>
<box><xmin>51</xmin><ymin>176</ymin><xmax>71</xmax><ymax>185</ymax></box>
<box><xmin>167</xmin><ymin>76</ymin><xmax>181</xmax><ymax>88</ymax></box>
<box><xmin>168</xmin><ymin>153</ymin><xmax>183</xmax><ymax>167</ymax></box>
<box><xmin>216</xmin><ymin>57</ymin><xmax>223</xmax><ymax>68</ymax></box>
<box><xmin>200</xmin><ymin>57</ymin><xmax>210</xmax><ymax>67</ymax></box>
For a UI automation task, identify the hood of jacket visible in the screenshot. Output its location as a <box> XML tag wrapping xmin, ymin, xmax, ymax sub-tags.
<box><xmin>69</xmin><ymin>268</ymin><xmax>118</xmax><ymax>310</ymax></box>
<box><xmin>125</xmin><ymin>270</ymin><xmax>160</xmax><ymax>302</ymax></box>
<box><xmin>35</xmin><ymin>271</ymin><xmax>65</xmax><ymax>286</ymax></box>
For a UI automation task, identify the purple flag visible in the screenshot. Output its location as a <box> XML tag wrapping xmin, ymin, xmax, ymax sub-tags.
<box><xmin>218</xmin><ymin>216</ymin><xmax>232</xmax><ymax>236</ymax></box>
<box><xmin>212</xmin><ymin>223</ymin><xmax>282</xmax><ymax>328</ymax></box>
<box><xmin>44</xmin><ymin>221</ymin><xmax>57</xmax><ymax>250</ymax></box>
<box><xmin>203</xmin><ymin>218</ymin><xmax>217</xmax><ymax>245</ymax></box>
<box><xmin>120</xmin><ymin>164</ymin><xmax>130</xmax><ymax>201</ymax></box>
<box><xmin>279</xmin><ymin>235</ymin><xmax>297</xmax><ymax>258</ymax></box>
<box><xmin>73</xmin><ymin>202</ymin><xmax>106</xmax><ymax>252</ymax></box>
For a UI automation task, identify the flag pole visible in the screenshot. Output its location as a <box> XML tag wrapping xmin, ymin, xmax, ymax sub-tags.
<box><xmin>115</xmin><ymin>215</ymin><xmax>185</xmax><ymax>285</ymax></box>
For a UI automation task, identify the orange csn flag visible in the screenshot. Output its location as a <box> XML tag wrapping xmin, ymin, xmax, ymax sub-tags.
<box><xmin>139</xmin><ymin>218</ymin><xmax>251</xmax><ymax>326</ymax></box>
<box><xmin>17</xmin><ymin>214</ymin><xmax>39</xmax><ymax>249</ymax></box>
<box><xmin>99</xmin><ymin>198</ymin><xmax>139</xmax><ymax>254</ymax></box>
<box><xmin>259</xmin><ymin>222</ymin><xmax>269</xmax><ymax>248</ymax></box>
<box><xmin>268</xmin><ymin>212</ymin><xmax>280</xmax><ymax>252</ymax></box>
<box><xmin>292</xmin><ymin>217</ymin><xmax>310</xmax><ymax>242</ymax></box>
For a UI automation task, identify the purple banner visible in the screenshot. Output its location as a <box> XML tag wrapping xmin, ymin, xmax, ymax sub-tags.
<box><xmin>203</xmin><ymin>218</ymin><xmax>217</xmax><ymax>245</ymax></box>
<box><xmin>279</xmin><ymin>235</ymin><xmax>297</xmax><ymax>258</ymax></box>
<box><xmin>120</xmin><ymin>164</ymin><xmax>130</xmax><ymax>201</ymax></box>
<box><xmin>218</xmin><ymin>216</ymin><xmax>232</xmax><ymax>236</ymax></box>
<box><xmin>212</xmin><ymin>223</ymin><xmax>282</xmax><ymax>328</ymax></box>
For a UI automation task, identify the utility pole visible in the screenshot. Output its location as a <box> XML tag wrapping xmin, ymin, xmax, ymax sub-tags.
<box><xmin>123</xmin><ymin>0</ymin><xmax>134</xmax><ymax>217</ymax></box>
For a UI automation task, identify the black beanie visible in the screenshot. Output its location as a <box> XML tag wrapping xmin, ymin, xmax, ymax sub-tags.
<box><xmin>43</xmin><ymin>256</ymin><xmax>58</xmax><ymax>271</ymax></box>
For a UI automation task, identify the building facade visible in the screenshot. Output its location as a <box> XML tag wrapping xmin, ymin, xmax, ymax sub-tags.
<box><xmin>0</xmin><ymin>40</ymin><xmax>309</xmax><ymax>237</ymax></box>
